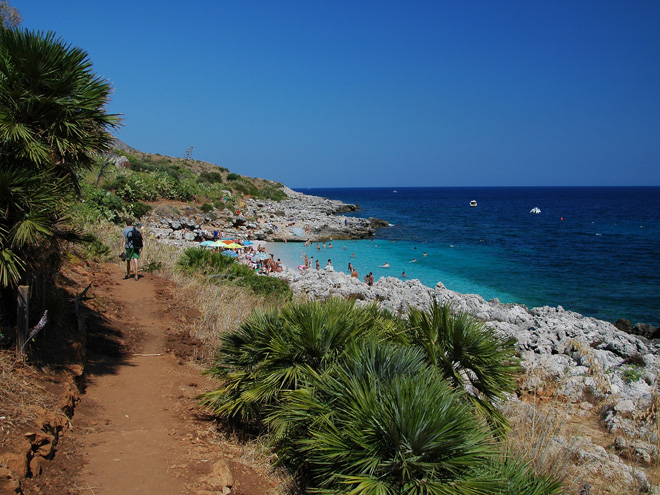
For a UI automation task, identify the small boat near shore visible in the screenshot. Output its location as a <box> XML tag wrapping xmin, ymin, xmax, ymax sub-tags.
<box><xmin>470</xmin><ymin>200</ymin><xmax>477</xmax><ymax>207</ymax></box>
<box><xmin>530</xmin><ymin>207</ymin><xmax>541</xmax><ymax>214</ymax></box>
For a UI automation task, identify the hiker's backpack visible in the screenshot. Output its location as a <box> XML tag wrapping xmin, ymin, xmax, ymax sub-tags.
<box><xmin>128</xmin><ymin>227</ymin><xmax>143</xmax><ymax>249</ymax></box>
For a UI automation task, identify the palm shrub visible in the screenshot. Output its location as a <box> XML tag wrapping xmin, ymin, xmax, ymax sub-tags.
<box><xmin>198</xmin><ymin>298</ymin><xmax>397</xmax><ymax>421</ymax></box>
<box><xmin>0</xmin><ymin>28</ymin><xmax>119</xmax><ymax>290</ymax></box>
<box><xmin>178</xmin><ymin>247</ymin><xmax>234</xmax><ymax>274</ymax></box>
<box><xmin>271</xmin><ymin>339</ymin><xmax>559</xmax><ymax>494</ymax></box>
<box><xmin>0</xmin><ymin>29</ymin><xmax>119</xmax><ymax>189</ymax></box>
<box><xmin>291</xmin><ymin>360</ymin><xmax>500</xmax><ymax>494</ymax></box>
<box><xmin>405</xmin><ymin>301</ymin><xmax>520</xmax><ymax>433</ymax></box>
<box><xmin>0</xmin><ymin>165</ymin><xmax>66</xmax><ymax>286</ymax></box>
<box><xmin>267</xmin><ymin>340</ymin><xmax>431</xmax><ymax>470</ymax></box>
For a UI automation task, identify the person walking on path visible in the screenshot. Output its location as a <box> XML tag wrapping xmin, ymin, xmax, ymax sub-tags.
<box><xmin>122</xmin><ymin>219</ymin><xmax>142</xmax><ymax>280</ymax></box>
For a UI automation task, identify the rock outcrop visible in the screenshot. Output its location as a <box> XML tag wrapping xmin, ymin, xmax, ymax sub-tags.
<box><xmin>142</xmin><ymin>187</ymin><xmax>386</xmax><ymax>244</ymax></box>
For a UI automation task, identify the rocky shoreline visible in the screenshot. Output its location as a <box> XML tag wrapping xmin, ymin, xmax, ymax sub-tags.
<box><xmin>142</xmin><ymin>186</ymin><xmax>387</xmax><ymax>244</ymax></box>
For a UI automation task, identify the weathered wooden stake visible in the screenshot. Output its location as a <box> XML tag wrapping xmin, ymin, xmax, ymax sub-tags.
<box><xmin>16</xmin><ymin>285</ymin><xmax>30</xmax><ymax>359</ymax></box>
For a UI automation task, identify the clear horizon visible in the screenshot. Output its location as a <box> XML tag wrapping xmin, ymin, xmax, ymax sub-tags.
<box><xmin>17</xmin><ymin>1</ymin><xmax>660</xmax><ymax>188</ymax></box>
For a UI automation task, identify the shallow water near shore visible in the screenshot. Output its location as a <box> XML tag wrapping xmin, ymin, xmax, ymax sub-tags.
<box><xmin>268</xmin><ymin>186</ymin><xmax>660</xmax><ymax>325</ymax></box>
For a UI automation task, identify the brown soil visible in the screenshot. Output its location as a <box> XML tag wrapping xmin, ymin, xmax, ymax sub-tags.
<box><xmin>18</xmin><ymin>262</ymin><xmax>279</xmax><ymax>495</ymax></box>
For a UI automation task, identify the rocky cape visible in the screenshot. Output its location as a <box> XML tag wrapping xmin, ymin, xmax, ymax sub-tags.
<box><xmin>142</xmin><ymin>186</ymin><xmax>387</xmax><ymax>244</ymax></box>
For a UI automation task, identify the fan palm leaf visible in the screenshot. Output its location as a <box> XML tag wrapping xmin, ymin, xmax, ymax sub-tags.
<box><xmin>406</xmin><ymin>301</ymin><xmax>520</xmax><ymax>432</ymax></box>
<box><xmin>0</xmin><ymin>29</ymin><xmax>120</xmax><ymax>288</ymax></box>
<box><xmin>298</xmin><ymin>364</ymin><xmax>500</xmax><ymax>494</ymax></box>
<box><xmin>0</xmin><ymin>29</ymin><xmax>120</xmax><ymax>188</ymax></box>
<box><xmin>199</xmin><ymin>298</ymin><xmax>396</xmax><ymax>421</ymax></box>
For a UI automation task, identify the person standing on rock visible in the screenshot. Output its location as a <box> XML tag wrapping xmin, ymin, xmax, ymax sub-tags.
<box><xmin>122</xmin><ymin>219</ymin><xmax>142</xmax><ymax>280</ymax></box>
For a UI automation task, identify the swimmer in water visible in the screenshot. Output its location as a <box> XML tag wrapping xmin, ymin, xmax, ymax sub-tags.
<box><xmin>381</xmin><ymin>262</ymin><xmax>390</xmax><ymax>268</ymax></box>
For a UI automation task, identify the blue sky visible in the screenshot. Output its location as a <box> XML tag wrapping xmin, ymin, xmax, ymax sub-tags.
<box><xmin>16</xmin><ymin>1</ymin><xmax>660</xmax><ymax>187</ymax></box>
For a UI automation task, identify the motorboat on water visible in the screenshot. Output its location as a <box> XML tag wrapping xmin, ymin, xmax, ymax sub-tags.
<box><xmin>530</xmin><ymin>207</ymin><xmax>541</xmax><ymax>214</ymax></box>
<box><xmin>470</xmin><ymin>200</ymin><xmax>477</xmax><ymax>207</ymax></box>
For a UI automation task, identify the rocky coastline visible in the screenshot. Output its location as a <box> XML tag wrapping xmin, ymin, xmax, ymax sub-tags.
<box><xmin>142</xmin><ymin>186</ymin><xmax>387</xmax><ymax>244</ymax></box>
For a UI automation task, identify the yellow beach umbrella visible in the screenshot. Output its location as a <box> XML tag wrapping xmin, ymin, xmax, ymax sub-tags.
<box><xmin>225</xmin><ymin>243</ymin><xmax>243</xmax><ymax>250</ymax></box>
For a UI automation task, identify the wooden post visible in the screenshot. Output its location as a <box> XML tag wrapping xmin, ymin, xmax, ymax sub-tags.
<box><xmin>16</xmin><ymin>285</ymin><xmax>30</xmax><ymax>359</ymax></box>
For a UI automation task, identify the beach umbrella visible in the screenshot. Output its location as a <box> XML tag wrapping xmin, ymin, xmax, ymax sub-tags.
<box><xmin>225</xmin><ymin>243</ymin><xmax>243</xmax><ymax>249</ymax></box>
<box><xmin>254</xmin><ymin>253</ymin><xmax>269</xmax><ymax>261</ymax></box>
<box><xmin>211</xmin><ymin>240</ymin><xmax>226</xmax><ymax>247</ymax></box>
<box><xmin>221</xmin><ymin>239</ymin><xmax>234</xmax><ymax>245</ymax></box>
<box><xmin>242</xmin><ymin>240</ymin><xmax>254</xmax><ymax>246</ymax></box>
<box><xmin>199</xmin><ymin>240</ymin><xmax>214</xmax><ymax>246</ymax></box>
<box><xmin>221</xmin><ymin>250</ymin><xmax>239</xmax><ymax>257</ymax></box>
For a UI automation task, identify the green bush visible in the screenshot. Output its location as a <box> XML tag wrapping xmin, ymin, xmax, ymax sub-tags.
<box><xmin>127</xmin><ymin>201</ymin><xmax>152</xmax><ymax>219</ymax></box>
<box><xmin>81</xmin><ymin>235</ymin><xmax>112</xmax><ymax>262</ymax></box>
<box><xmin>622</xmin><ymin>366</ymin><xmax>642</xmax><ymax>383</ymax></box>
<box><xmin>199</xmin><ymin>299</ymin><xmax>559</xmax><ymax>494</ymax></box>
<box><xmin>232</xmin><ymin>181</ymin><xmax>259</xmax><ymax>196</ymax></box>
<box><xmin>178</xmin><ymin>247</ymin><xmax>234</xmax><ymax>273</ymax></box>
<box><xmin>200</xmin><ymin>203</ymin><xmax>214</xmax><ymax>213</ymax></box>
<box><xmin>198</xmin><ymin>171</ymin><xmax>223</xmax><ymax>184</ymax></box>
<box><xmin>226</xmin><ymin>173</ymin><xmax>241</xmax><ymax>181</ymax></box>
<box><xmin>257</xmin><ymin>185</ymin><xmax>286</xmax><ymax>201</ymax></box>
<box><xmin>199</xmin><ymin>299</ymin><xmax>402</xmax><ymax>420</ymax></box>
<box><xmin>237</xmin><ymin>273</ymin><xmax>291</xmax><ymax>298</ymax></box>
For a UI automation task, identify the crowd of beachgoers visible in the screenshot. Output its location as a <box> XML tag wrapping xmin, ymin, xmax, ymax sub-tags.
<box><xmin>197</xmin><ymin>232</ymin><xmax>286</xmax><ymax>274</ymax></box>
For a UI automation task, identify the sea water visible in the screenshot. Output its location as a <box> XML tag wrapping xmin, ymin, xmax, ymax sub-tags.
<box><xmin>268</xmin><ymin>187</ymin><xmax>660</xmax><ymax>326</ymax></box>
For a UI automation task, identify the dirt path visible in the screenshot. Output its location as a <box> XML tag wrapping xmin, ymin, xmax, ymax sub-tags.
<box><xmin>23</xmin><ymin>263</ymin><xmax>277</xmax><ymax>495</ymax></box>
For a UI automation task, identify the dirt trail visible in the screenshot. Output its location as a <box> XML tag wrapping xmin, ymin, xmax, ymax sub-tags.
<box><xmin>39</xmin><ymin>263</ymin><xmax>276</xmax><ymax>495</ymax></box>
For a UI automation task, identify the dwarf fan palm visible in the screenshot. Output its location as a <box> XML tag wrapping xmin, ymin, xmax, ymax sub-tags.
<box><xmin>406</xmin><ymin>301</ymin><xmax>520</xmax><ymax>433</ymax></box>
<box><xmin>266</xmin><ymin>340</ymin><xmax>431</xmax><ymax>468</ymax></box>
<box><xmin>199</xmin><ymin>298</ymin><xmax>397</xmax><ymax>421</ymax></box>
<box><xmin>0</xmin><ymin>163</ymin><xmax>65</xmax><ymax>286</ymax></box>
<box><xmin>0</xmin><ymin>29</ymin><xmax>119</xmax><ymax>290</ymax></box>
<box><xmin>296</xmin><ymin>362</ymin><xmax>499</xmax><ymax>494</ymax></box>
<box><xmin>0</xmin><ymin>29</ymin><xmax>120</xmax><ymax>188</ymax></box>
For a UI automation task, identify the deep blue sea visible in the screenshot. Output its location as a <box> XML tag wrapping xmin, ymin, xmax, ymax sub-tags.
<box><xmin>268</xmin><ymin>187</ymin><xmax>660</xmax><ymax>326</ymax></box>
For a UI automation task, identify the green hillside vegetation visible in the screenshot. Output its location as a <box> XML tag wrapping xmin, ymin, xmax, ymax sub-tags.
<box><xmin>76</xmin><ymin>147</ymin><xmax>286</xmax><ymax>225</ymax></box>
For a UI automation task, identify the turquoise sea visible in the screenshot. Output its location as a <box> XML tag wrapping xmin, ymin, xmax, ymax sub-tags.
<box><xmin>267</xmin><ymin>187</ymin><xmax>660</xmax><ymax>326</ymax></box>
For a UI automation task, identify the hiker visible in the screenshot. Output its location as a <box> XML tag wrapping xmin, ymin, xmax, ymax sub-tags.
<box><xmin>122</xmin><ymin>219</ymin><xmax>143</xmax><ymax>280</ymax></box>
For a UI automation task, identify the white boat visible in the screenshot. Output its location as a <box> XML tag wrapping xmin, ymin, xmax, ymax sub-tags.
<box><xmin>470</xmin><ymin>200</ymin><xmax>477</xmax><ymax>207</ymax></box>
<box><xmin>530</xmin><ymin>207</ymin><xmax>541</xmax><ymax>214</ymax></box>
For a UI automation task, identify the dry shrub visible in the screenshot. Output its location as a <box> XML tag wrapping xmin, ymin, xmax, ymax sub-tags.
<box><xmin>505</xmin><ymin>379</ymin><xmax>656</xmax><ymax>494</ymax></box>
<box><xmin>166</xmin><ymin>271</ymin><xmax>269</xmax><ymax>358</ymax></box>
<box><xmin>0</xmin><ymin>351</ymin><xmax>60</xmax><ymax>448</ymax></box>
<box><xmin>504</xmin><ymin>396</ymin><xmax>576</xmax><ymax>485</ymax></box>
